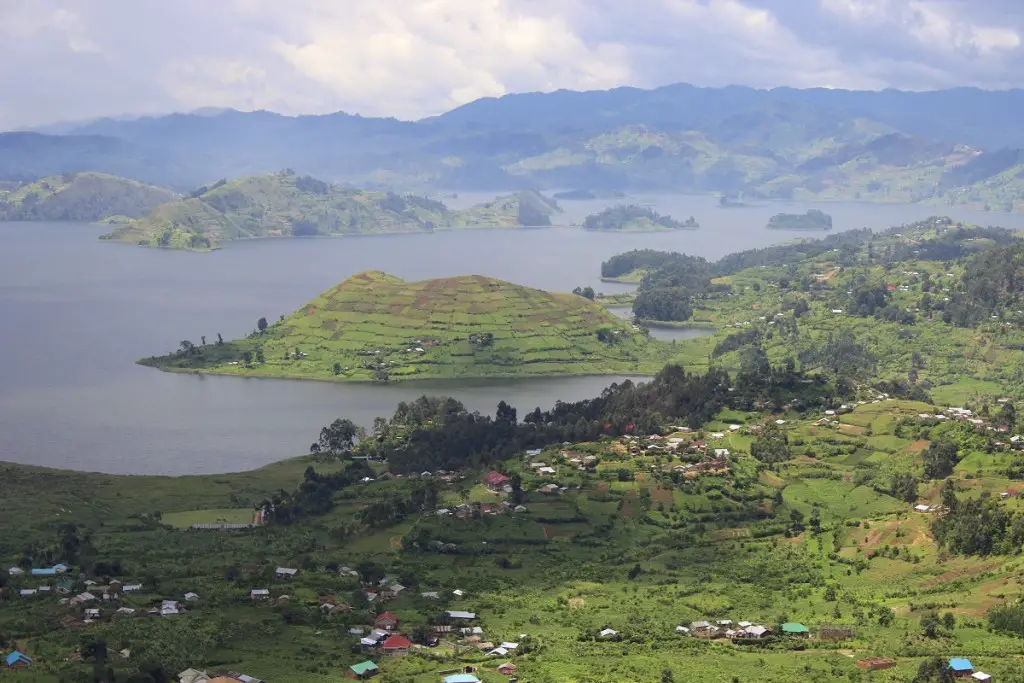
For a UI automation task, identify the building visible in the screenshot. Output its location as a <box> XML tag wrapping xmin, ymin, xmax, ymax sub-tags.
<box><xmin>745</xmin><ymin>625</ymin><xmax>769</xmax><ymax>638</ymax></box>
<box><xmin>8</xmin><ymin>567</ymin><xmax>24</xmax><ymax>577</ymax></box>
<box><xmin>971</xmin><ymin>672</ymin><xmax>992</xmax><ymax>682</ymax></box>
<box><xmin>275</xmin><ymin>567</ymin><xmax>298</xmax><ymax>578</ymax></box>
<box><xmin>497</xmin><ymin>662</ymin><xmax>517</xmax><ymax>675</ymax></box>
<box><xmin>374</xmin><ymin>611</ymin><xmax>400</xmax><ymax>630</ymax></box>
<box><xmin>250</xmin><ymin>589</ymin><xmax>270</xmax><ymax>600</ymax></box>
<box><xmin>445</xmin><ymin>610</ymin><xmax>476</xmax><ymax>620</ymax></box>
<box><xmin>443</xmin><ymin>675</ymin><xmax>481</xmax><ymax>683</ymax></box>
<box><xmin>346</xmin><ymin>661</ymin><xmax>379</xmax><ymax>680</ymax></box>
<box><xmin>482</xmin><ymin>471</ymin><xmax>511</xmax><ymax>491</ymax></box>
<box><xmin>598</xmin><ymin>628</ymin><xmax>618</xmax><ymax>639</ymax></box>
<box><xmin>781</xmin><ymin>622</ymin><xmax>810</xmax><ymax>637</ymax></box>
<box><xmin>949</xmin><ymin>659</ymin><xmax>974</xmax><ymax>677</ymax></box>
<box><xmin>381</xmin><ymin>634</ymin><xmax>411</xmax><ymax>656</ymax></box>
<box><xmin>5</xmin><ymin>651</ymin><xmax>32</xmax><ymax>669</ymax></box>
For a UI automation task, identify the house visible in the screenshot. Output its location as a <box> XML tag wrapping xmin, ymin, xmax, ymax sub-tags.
<box><xmin>122</xmin><ymin>583</ymin><xmax>143</xmax><ymax>593</ymax></box>
<box><xmin>31</xmin><ymin>567</ymin><xmax>57</xmax><ymax>577</ymax></box>
<box><xmin>381</xmin><ymin>634</ymin><xmax>411</xmax><ymax>655</ymax></box>
<box><xmin>675</xmin><ymin>626</ymin><xmax>689</xmax><ymax>634</ymax></box>
<box><xmin>690</xmin><ymin>620</ymin><xmax>714</xmax><ymax>634</ymax></box>
<box><xmin>746</xmin><ymin>625</ymin><xmax>769</xmax><ymax>638</ymax></box>
<box><xmin>6</xmin><ymin>651</ymin><xmax>32</xmax><ymax>669</ymax></box>
<box><xmin>452</xmin><ymin>589</ymin><xmax>466</xmax><ymax>598</ymax></box>
<box><xmin>445</xmin><ymin>610</ymin><xmax>476</xmax><ymax>620</ymax></box>
<box><xmin>514</xmin><ymin>505</ymin><xmax>528</xmax><ymax>513</ymax></box>
<box><xmin>421</xmin><ymin>591</ymin><xmax>440</xmax><ymax>599</ymax></box>
<box><xmin>949</xmin><ymin>659</ymin><xmax>975</xmax><ymax>677</ymax></box>
<box><xmin>85</xmin><ymin>608</ymin><xmax>101</xmax><ymax>619</ymax></box>
<box><xmin>971</xmin><ymin>673</ymin><xmax>992</xmax><ymax>682</ymax></box>
<box><xmin>374</xmin><ymin>611</ymin><xmax>400</xmax><ymax>630</ymax></box>
<box><xmin>8</xmin><ymin>567</ymin><xmax>24</xmax><ymax>577</ymax></box>
<box><xmin>160</xmin><ymin>600</ymin><xmax>180</xmax><ymax>616</ymax></box>
<box><xmin>275</xmin><ymin>567</ymin><xmax>298</xmax><ymax>578</ymax></box>
<box><xmin>116</xmin><ymin>607</ymin><xmax>136</xmax><ymax>615</ymax></box>
<box><xmin>781</xmin><ymin>622</ymin><xmax>809</xmax><ymax>637</ymax></box>
<box><xmin>714</xmin><ymin>449</ymin><xmax>730</xmax><ymax>457</ymax></box>
<box><xmin>915</xmin><ymin>504</ymin><xmax>931</xmax><ymax>513</ymax></box>
<box><xmin>19</xmin><ymin>589</ymin><xmax>37</xmax><ymax>597</ymax></box>
<box><xmin>497</xmin><ymin>663</ymin><xmax>517</xmax><ymax>675</ymax></box>
<box><xmin>56</xmin><ymin>579</ymin><xmax>75</xmax><ymax>594</ymax></box>
<box><xmin>72</xmin><ymin>591</ymin><xmax>97</xmax><ymax>604</ymax></box>
<box><xmin>250</xmin><ymin>589</ymin><xmax>270</xmax><ymax>600</ymax></box>
<box><xmin>737</xmin><ymin>621</ymin><xmax>752</xmax><ymax>628</ymax></box>
<box><xmin>488</xmin><ymin>647</ymin><xmax>508</xmax><ymax>657</ymax></box>
<box><xmin>383</xmin><ymin>583</ymin><xmax>406</xmax><ymax>600</ymax></box>
<box><xmin>346</xmin><ymin>661</ymin><xmax>379</xmax><ymax>680</ymax></box>
<box><xmin>276</xmin><ymin>595</ymin><xmax>291</xmax><ymax>604</ymax></box>
<box><xmin>598</xmin><ymin>628</ymin><xmax>618</xmax><ymax>639</ymax></box>
<box><xmin>482</xmin><ymin>471</ymin><xmax>511</xmax><ymax>491</ymax></box>
<box><xmin>540</xmin><ymin>483</ymin><xmax>560</xmax><ymax>494</ymax></box>
<box><xmin>178</xmin><ymin>668</ymin><xmax>210</xmax><ymax>683</ymax></box>
<box><xmin>184</xmin><ymin>592</ymin><xmax>199</xmax><ymax>602</ymax></box>
<box><xmin>537</xmin><ymin>466</ymin><xmax>557</xmax><ymax>475</ymax></box>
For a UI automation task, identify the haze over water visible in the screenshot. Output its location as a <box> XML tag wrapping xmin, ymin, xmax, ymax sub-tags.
<box><xmin>2</xmin><ymin>195</ymin><xmax>1022</xmax><ymax>475</ymax></box>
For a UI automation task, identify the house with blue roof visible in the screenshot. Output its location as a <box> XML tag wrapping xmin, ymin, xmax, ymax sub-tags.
<box><xmin>443</xmin><ymin>675</ymin><xmax>481</xmax><ymax>683</ymax></box>
<box><xmin>30</xmin><ymin>567</ymin><xmax>56</xmax><ymax>577</ymax></box>
<box><xmin>948</xmin><ymin>658</ymin><xmax>974</xmax><ymax>676</ymax></box>
<box><xmin>5</xmin><ymin>651</ymin><xmax>32</xmax><ymax>669</ymax></box>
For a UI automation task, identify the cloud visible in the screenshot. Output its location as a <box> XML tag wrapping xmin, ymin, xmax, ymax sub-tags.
<box><xmin>0</xmin><ymin>0</ymin><xmax>1023</xmax><ymax>129</ymax></box>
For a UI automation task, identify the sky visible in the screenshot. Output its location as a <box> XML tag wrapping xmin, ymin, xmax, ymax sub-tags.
<box><xmin>1</xmin><ymin>0</ymin><xmax>1022</xmax><ymax>129</ymax></box>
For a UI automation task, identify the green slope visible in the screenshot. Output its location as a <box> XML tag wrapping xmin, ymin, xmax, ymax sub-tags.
<box><xmin>583</xmin><ymin>204</ymin><xmax>698</xmax><ymax>232</ymax></box>
<box><xmin>0</xmin><ymin>172</ymin><xmax>177</xmax><ymax>221</ymax></box>
<box><xmin>101</xmin><ymin>171</ymin><xmax>559</xmax><ymax>250</ymax></box>
<box><xmin>140</xmin><ymin>271</ymin><xmax>661</xmax><ymax>381</ymax></box>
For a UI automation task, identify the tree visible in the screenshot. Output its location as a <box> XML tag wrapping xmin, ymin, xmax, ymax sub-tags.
<box><xmin>572</xmin><ymin>286</ymin><xmax>596</xmax><ymax>300</ymax></box>
<box><xmin>751</xmin><ymin>423</ymin><xmax>791</xmax><ymax>464</ymax></box>
<box><xmin>913</xmin><ymin>656</ymin><xmax>953</xmax><ymax>683</ymax></box>
<box><xmin>661</xmin><ymin>670</ymin><xmax>675</xmax><ymax>683</ymax></box>
<box><xmin>923</xmin><ymin>440</ymin><xmax>960</xmax><ymax>479</ymax></box>
<box><xmin>201</xmin><ymin>335</ymin><xmax>206</xmax><ymax>346</ymax></box>
<box><xmin>333</xmin><ymin>362</ymin><xmax>342</xmax><ymax>375</ymax></box>
<box><xmin>216</xmin><ymin>333</ymin><xmax>224</xmax><ymax>345</ymax></box>
<box><xmin>179</xmin><ymin>340</ymin><xmax>195</xmax><ymax>354</ymax></box>
<box><xmin>941</xmin><ymin>612</ymin><xmax>956</xmax><ymax>630</ymax></box>
<box><xmin>318</xmin><ymin>418</ymin><xmax>359</xmax><ymax>455</ymax></box>
<box><xmin>876</xmin><ymin>606</ymin><xmax>894</xmax><ymax>626</ymax></box>
<box><xmin>920</xmin><ymin>611</ymin><xmax>940</xmax><ymax>638</ymax></box>
<box><xmin>255</xmin><ymin>347</ymin><xmax>265</xmax><ymax>364</ymax></box>
<box><xmin>890</xmin><ymin>473</ymin><xmax>920</xmax><ymax>503</ymax></box>
<box><xmin>257</xmin><ymin>317</ymin><xmax>268</xmax><ymax>333</ymax></box>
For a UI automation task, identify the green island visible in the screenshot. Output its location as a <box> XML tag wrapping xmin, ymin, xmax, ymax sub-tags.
<box><xmin>6</xmin><ymin>218</ymin><xmax>1024</xmax><ymax>682</ymax></box>
<box><xmin>766</xmin><ymin>209</ymin><xmax>833</xmax><ymax>231</ymax></box>
<box><xmin>138</xmin><ymin>271</ymin><xmax>669</xmax><ymax>382</ymax></box>
<box><xmin>0</xmin><ymin>172</ymin><xmax>177</xmax><ymax>222</ymax></box>
<box><xmin>552</xmin><ymin>189</ymin><xmax>626</xmax><ymax>200</ymax></box>
<box><xmin>99</xmin><ymin>171</ymin><xmax>561</xmax><ymax>250</ymax></box>
<box><xmin>582</xmin><ymin>205</ymin><xmax>698</xmax><ymax>232</ymax></box>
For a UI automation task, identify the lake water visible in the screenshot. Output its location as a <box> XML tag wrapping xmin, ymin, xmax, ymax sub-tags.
<box><xmin>2</xmin><ymin>196</ymin><xmax>1022</xmax><ymax>474</ymax></box>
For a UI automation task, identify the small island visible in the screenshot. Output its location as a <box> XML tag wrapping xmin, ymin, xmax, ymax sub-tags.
<box><xmin>766</xmin><ymin>209</ymin><xmax>833</xmax><ymax>231</ymax></box>
<box><xmin>718</xmin><ymin>194</ymin><xmax>748</xmax><ymax>208</ymax></box>
<box><xmin>582</xmin><ymin>205</ymin><xmax>698</xmax><ymax>232</ymax></box>
<box><xmin>139</xmin><ymin>271</ymin><xmax>663</xmax><ymax>382</ymax></box>
<box><xmin>553</xmin><ymin>189</ymin><xmax>626</xmax><ymax>200</ymax></box>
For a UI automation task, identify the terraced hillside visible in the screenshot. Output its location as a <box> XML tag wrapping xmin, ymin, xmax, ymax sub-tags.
<box><xmin>100</xmin><ymin>170</ymin><xmax>559</xmax><ymax>250</ymax></box>
<box><xmin>140</xmin><ymin>271</ymin><xmax>661</xmax><ymax>381</ymax></box>
<box><xmin>0</xmin><ymin>172</ymin><xmax>177</xmax><ymax>221</ymax></box>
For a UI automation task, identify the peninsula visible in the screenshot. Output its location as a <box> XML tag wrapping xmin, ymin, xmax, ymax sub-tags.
<box><xmin>582</xmin><ymin>205</ymin><xmax>698</xmax><ymax>232</ymax></box>
<box><xmin>766</xmin><ymin>209</ymin><xmax>833</xmax><ymax>231</ymax></box>
<box><xmin>100</xmin><ymin>171</ymin><xmax>561</xmax><ymax>250</ymax></box>
<box><xmin>0</xmin><ymin>172</ymin><xmax>177</xmax><ymax>221</ymax></box>
<box><xmin>139</xmin><ymin>271</ymin><xmax>660</xmax><ymax>381</ymax></box>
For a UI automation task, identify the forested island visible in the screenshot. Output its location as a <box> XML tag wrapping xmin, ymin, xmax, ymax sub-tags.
<box><xmin>100</xmin><ymin>171</ymin><xmax>561</xmax><ymax>250</ymax></box>
<box><xmin>140</xmin><ymin>271</ymin><xmax>666</xmax><ymax>381</ymax></box>
<box><xmin>0</xmin><ymin>172</ymin><xmax>177</xmax><ymax>221</ymax></box>
<box><xmin>766</xmin><ymin>209</ymin><xmax>833</xmax><ymax>230</ymax></box>
<box><xmin>582</xmin><ymin>204</ymin><xmax>698</xmax><ymax>232</ymax></box>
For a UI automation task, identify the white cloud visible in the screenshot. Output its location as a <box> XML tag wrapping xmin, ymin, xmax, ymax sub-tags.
<box><xmin>0</xmin><ymin>0</ymin><xmax>1023</xmax><ymax>129</ymax></box>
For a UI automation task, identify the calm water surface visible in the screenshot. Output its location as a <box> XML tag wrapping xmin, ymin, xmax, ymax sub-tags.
<box><xmin>2</xmin><ymin>196</ymin><xmax>1021</xmax><ymax>474</ymax></box>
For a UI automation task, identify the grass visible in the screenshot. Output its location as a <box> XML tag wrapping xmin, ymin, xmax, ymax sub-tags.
<box><xmin>162</xmin><ymin>508</ymin><xmax>256</xmax><ymax>529</ymax></box>
<box><xmin>140</xmin><ymin>271</ymin><xmax>680</xmax><ymax>382</ymax></box>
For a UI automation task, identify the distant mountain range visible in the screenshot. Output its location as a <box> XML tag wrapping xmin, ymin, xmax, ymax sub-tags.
<box><xmin>4</xmin><ymin>84</ymin><xmax>1024</xmax><ymax>210</ymax></box>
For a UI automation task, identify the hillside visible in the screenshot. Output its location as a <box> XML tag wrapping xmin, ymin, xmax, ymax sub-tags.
<box><xmin>766</xmin><ymin>209</ymin><xmax>833</xmax><ymax>231</ymax></box>
<box><xmin>139</xmin><ymin>271</ymin><xmax>662</xmax><ymax>380</ymax></box>
<box><xmin>0</xmin><ymin>172</ymin><xmax>177</xmax><ymax>221</ymax></box>
<box><xmin>583</xmin><ymin>204</ymin><xmax>698</xmax><ymax>232</ymax></box>
<box><xmin>9</xmin><ymin>86</ymin><xmax>1024</xmax><ymax>208</ymax></box>
<box><xmin>100</xmin><ymin>172</ymin><xmax>560</xmax><ymax>249</ymax></box>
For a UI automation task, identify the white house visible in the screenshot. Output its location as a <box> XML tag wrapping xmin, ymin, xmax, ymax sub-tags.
<box><xmin>184</xmin><ymin>592</ymin><xmax>199</xmax><ymax>602</ymax></box>
<box><xmin>598</xmin><ymin>628</ymin><xmax>618</xmax><ymax>639</ymax></box>
<box><xmin>8</xmin><ymin>567</ymin><xmax>24</xmax><ymax>577</ymax></box>
<box><xmin>446</xmin><ymin>610</ymin><xmax>476</xmax><ymax>620</ymax></box>
<box><xmin>250</xmin><ymin>589</ymin><xmax>270</xmax><ymax>600</ymax></box>
<box><xmin>275</xmin><ymin>567</ymin><xmax>298</xmax><ymax>578</ymax></box>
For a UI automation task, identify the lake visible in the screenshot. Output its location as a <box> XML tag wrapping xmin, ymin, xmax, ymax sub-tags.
<box><xmin>2</xmin><ymin>196</ymin><xmax>1022</xmax><ymax>474</ymax></box>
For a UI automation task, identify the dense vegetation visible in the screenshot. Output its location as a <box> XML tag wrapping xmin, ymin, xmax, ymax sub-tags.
<box><xmin>582</xmin><ymin>205</ymin><xmax>697</xmax><ymax>232</ymax></box>
<box><xmin>139</xmin><ymin>271</ymin><xmax>670</xmax><ymax>382</ymax></box>
<box><xmin>0</xmin><ymin>172</ymin><xmax>176</xmax><ymax>221</ymax></box>
<box><xmin>100</xmin><ymin>171</ymin><xmax>560</xmax><ymax>250</ymax></box>
<box><xmin>766</xmin><ymin>210</ymin><xmax>833</xmax><ymax>231</ymax></box>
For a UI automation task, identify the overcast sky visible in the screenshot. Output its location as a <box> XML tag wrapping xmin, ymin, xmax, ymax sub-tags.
<box><xmin>1</xmin><ymin>0</ymin><xmax>1022</xmax><ymax>129</ymax></box>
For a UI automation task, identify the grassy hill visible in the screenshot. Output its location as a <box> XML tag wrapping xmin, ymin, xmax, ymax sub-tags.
<box><xmin>100</xmin><ymin>171</ymin><xmax>559</xmax><ymax>250</ymax></box>
<box><xmin>140</xmin><ymin>271</ymin><xmax>662</xmax><ymax>380</ymax></box>
<box><xmin>0</xmin><ymin>172</ymin><xmax>177</xmax><ymax>221</ymax></box>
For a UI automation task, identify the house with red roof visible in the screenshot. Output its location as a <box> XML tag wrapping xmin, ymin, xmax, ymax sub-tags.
<box><xmin>381</xmin><ymin>634</ymin><xmax>411</xmax><ymax>655</ymax></box>
<box><xmin>374</xmin><ymin>611</ymin><xmax>399</xmax><ymax>630</ymax></box>
<box><xmin>482</xmin><ymin>471</ymin><xmax>511</xmax><ymax>491</ymax></box>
